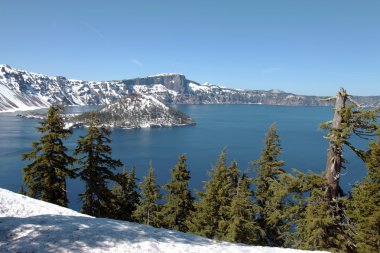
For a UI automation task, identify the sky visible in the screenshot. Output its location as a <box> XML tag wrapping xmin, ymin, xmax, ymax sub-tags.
<box><xmin>0</xmin><ymin>0</ymin><xmax>379</xmax><ymax>96</ymax></box>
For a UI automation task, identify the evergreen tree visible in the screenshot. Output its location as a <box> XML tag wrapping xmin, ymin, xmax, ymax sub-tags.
<box><xmin>317</xmin><ymin>88</ymin><xmax>378</xmax><ymax>252</ymax></box>
<box><xmin>133</xmin><ymin>162</ymin><xmax>161</xmax><ymax>227</ymax></box>
<box><xmin>294</xmin><ymin>173</ymin><xmax>356</xmax><ymax>253</ymax></box>
<box><xmin>250</xmin><ymin>124</ymin><xmax>287</xmax><ymax>246</ymax></box>
<box><xmin>73</xmin><ymin>113</ymin><xmax>122</xmax><ymax>217</ymax></box>
<box><xmin>348</xmin><ymin>131</ymin><xmax>380</xmax><ymax>253</ymax></box>
<box><xmin>224</xmin><ymin>172</ymin><xmax>263</xmax><ymax>244</ymax></box>
<box><xmin>159</xmin><ymin>154</ymin><xmax>194</xmax><ymax>232</ymax></box>
<box><xmin>187</xmin><ymin>148</ymin><xmax>240</xmax><ymax>239</ymax></box>
<box><xmin>22</xmin><ymin>105</ymin><xmax>74</xmax><ymax>207</ymax></box>
<box><xmin>215</xmin><ymin>160</ymin><xmax>240</xmax><ymax>239</ymax></box>
<box><xmin>112</xmin><ymin>166</ymin><xmax>140</xmax><ymax>221</ymax></box>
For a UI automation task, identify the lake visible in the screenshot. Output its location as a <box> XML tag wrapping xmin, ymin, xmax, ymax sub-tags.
<box><xmin>0</xmin><ymin>105</ymin><xmax>369</xmax><ymax>210</ymax></box>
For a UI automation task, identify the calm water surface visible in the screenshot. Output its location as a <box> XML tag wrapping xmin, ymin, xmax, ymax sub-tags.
<box><xmin>0</xmin><ymin>105</ymin><xmax>368</xmax><ymax>210</ymax></box>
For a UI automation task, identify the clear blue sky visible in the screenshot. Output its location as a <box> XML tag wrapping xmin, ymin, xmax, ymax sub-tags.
<box><xmin>1</xmin><ymin>0</ymin><xmax>379</xmax><ymax>96</ymax></box>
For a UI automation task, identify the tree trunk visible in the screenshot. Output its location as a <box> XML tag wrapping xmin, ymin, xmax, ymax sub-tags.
<box><xmin>325</xmin><ymin>88</ymin><xmax>347</xmax><ymax>200</ymax></box>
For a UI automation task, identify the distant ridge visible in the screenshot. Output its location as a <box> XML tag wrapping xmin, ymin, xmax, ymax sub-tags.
<box><xmin>268</xmin><ymin>89</ymin><xmax>286</xmax><ymax>94</ymax></box>
<box><xmin>0</xmin><ymin>64</ymin><xmax>379</xmax><ymax>112</ymax></box>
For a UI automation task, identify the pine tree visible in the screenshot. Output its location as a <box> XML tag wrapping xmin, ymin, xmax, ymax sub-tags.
<box><xmin>224</xmin><ymin>172</ymin><xmax>263</xmax><ymax>244</ymax></box>
<box><xmin>280</xmin><ymin>169</ymin><xmax>316</xmax><ymax>247</ymax></box>
<box><xmin>317</xmin><ymin>88</ymin><xmax>378</xmax><ymax>252</ymax></box>
<box><xmin>112</xmin><ymin>166</ymin><xmax>140</xmax><ymax>221</ymax></box>
<box><xmin>133</xmin><ymin>162</ymin><xmax>161</xmax><ymax>227</ymax></box>
<box><xmin>250</xmin><ymin>124</ymin><xmax>287</xmax><ymax>246</ymax></box>
<box><xmin>187</xmin><ymin>148</ymin><xmax>240</xmax><ymax>239</ymax></box>
<box><xmin>294</xmin><ymin>173</ymin><xmax>356</xmax><ymax>253</ymax></box>
<box><xmin>215</xmin><ymin>160</ymin><xmax>240</xmax><ymax>239</ymax></box>
<box><xmin>159</xmin><ymin>154</ymin><xmax>194</xmax><ymax>232</ymax></box>
<box><xmin>22</xmin><ymin>105</ymin><xmax>74</xmax><ymax>207</ymax></box>
<box><xmin>348</xmin><ymin>131</ymin><xmax>380</xmax><ymax>253</ymax></box>
<box><xmin>73</xmin><ymin>113</ymin><xmax>122</xmax><ymax>217</ymax></box>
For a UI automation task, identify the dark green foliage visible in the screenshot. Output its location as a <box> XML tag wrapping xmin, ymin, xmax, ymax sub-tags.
<box><xmin>321</xmin><ymin>102</ymin><xmax>379</xmax><ymax>148</ymax></box>
<box><xmin>250</xmin><ymin>124</ymin><xmax>287</xmax><ymax>246</ymax></box>
<box><xmin>187</xmin><ymin>148</ymin><xmax>240</xmax><ymax>239</ymax></box>
<box><xmin>112</xmin><ymin>166</ymin><xmax>140</xmax><ymax>221</ymax></box>
<box><xmin>19</xmin><ymin>186</ymin><xmax>27</xmax><ymax>196</ymax></box>
<box><xmin>215</xmin><ymin>160</ymin><xmax>240</xmax><ymax>239</ymax></box>
<box><xmin>348</xmin><ymin>132</ymin><xmax>380</xmax><ymax>253</ymax></box>
<box><xmin>279</xmin><ymin>167</ymin><xmax>357</xmax><ymax>253</ymax></box>
<box><xmin>22</xmin><ymin>105</ymin><xmax>74</xmax><ymax>207</ymax></box>
<box><xmin>317</xmin><ymin>90</ymin><xmax>378</xmax><ymax>251</ymax></box>
<box><xmin>321</xmin><ymin>91</ymin><xmax>378</xmax><ymax>200</ymax></box>
<box><xmin>330</xmin><ymin>103</ymin><xmax>379</xmax><ymax>163</ymax></box>
<box><xmin>133</xmin><ymin>162</ymin><xmax>161</xmax><ymax>227</ymax></box>
<box><xmin>159</xmin><ymin>154</ymin><xmax>194</xmax><ymax>232</ymax></box>
<box><xmin>278</xmin><ymin>169</ymin><xmax>315</xmax><ymax>247</ymax></box>
<box><xmin>294</xmin><ymin>176</ymin><xmax>356</xmax><ymax>253</ymax></box>
<box><xmin>224</xmin><ymin>173</ymin><xmax>263</xmax><ymax>244</ymax></box>
<box><xmin>73</xmin><ymin>113</ymin><xmax>122</xmax><ymax>217</ymax></box>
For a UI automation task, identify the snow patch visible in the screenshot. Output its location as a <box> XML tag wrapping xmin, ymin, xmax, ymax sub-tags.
<box><xmin>0</xmin><ymin>188</ymin><xmax>329</xmax><ymax>253</ymax></box>
<box><xmin>189</xmin><ymin>82</ymin><xmax>213</xmax><ymax>92</ymax></box>
<box><xmin>0</xmin><ymin>188</ymin><xmax>89</xmax><ymax>218</ymax></box>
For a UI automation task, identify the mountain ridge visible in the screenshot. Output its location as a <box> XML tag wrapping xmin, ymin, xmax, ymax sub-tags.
<box><xmin>1</xmin><ymin>64</ymin><xmax>379</xmax><ymax>112</ymax></box>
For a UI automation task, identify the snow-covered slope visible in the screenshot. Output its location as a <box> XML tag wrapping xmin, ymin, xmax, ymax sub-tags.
<box><xmin>69</xmin><ymin>94</ymin><xmax>196</xmax><ymax>129</ymax></box>
<box><xmin>0</xmin><ymin>75</ymin><xmax>49</xmax><ymax>112</ymax></box>
<box><xmin>0</xmin><ymin>64</ymin><xmax>129</xmax><ymax>112</ymax></box>
<box><xmin>1</xmin><ymin>64</ymin><xmax>378</xmax><ymax>112</ymax></box>
<box><xmin>0</xmin><ymin>188</ymin><xmax>329</xmax><ymax>253</ymax></box>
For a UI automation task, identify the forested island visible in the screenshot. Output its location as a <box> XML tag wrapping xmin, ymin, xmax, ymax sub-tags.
<box><xmin>69</xmin><ymin>94</ymin><xmax>196</xmax><ymax>129</ymax></box>
<box><xmin>17</xmin><ymin>94</ymin><xmax>196</xmax><ymax>129</ymax></box>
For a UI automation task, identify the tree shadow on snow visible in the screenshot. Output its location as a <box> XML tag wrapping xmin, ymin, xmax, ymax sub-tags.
<box><xmin>0</xmin><ymin>215</ymin><xmax>215</xmax><ymax>252</ymax></box>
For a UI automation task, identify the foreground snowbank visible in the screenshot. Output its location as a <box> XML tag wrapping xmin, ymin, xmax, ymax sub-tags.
<box><xmin>0</xmin><ymin>188</ymin><xmax>328</xmax><ymax>253</ymax></box>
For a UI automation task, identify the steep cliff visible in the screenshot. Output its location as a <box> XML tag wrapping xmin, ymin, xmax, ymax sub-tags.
<box><xmin>0</xmin><ymin>64</ymin><xmax>379</xmax><ymax>112</ymax></box>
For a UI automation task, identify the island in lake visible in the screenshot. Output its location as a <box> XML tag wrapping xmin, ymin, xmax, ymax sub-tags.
<box><xmin>18</xmin><ymin>94</ymin><xmax>196</xmax><ymax>129</ymax></box>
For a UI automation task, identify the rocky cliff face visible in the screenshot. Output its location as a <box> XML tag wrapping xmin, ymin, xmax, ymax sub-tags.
<box><xmin>124</xmin><ymin>74</ymin><xmax>189</xmax><ymax>94</ymax></box>
<box><xmin>0</xmin><ymin>64</ymin><xmax>379</xmax><ymax>112</ymax></box>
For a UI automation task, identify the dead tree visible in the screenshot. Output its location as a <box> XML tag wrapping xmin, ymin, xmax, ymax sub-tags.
<box><xmin>323</xmin><ymin>88</ymin><xmax>348</xmax><ymax>200</ymax></box>
<box><xmin>322</xmin><ymin>88</ymin><xmax>378</xmax><ymax>201</ymax></box>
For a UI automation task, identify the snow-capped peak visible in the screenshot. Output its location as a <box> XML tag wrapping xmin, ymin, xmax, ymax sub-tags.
<box><xmin>0</xmin><ymin>64</ymin><xmax>10</xmax><ymax>69</ymax></box>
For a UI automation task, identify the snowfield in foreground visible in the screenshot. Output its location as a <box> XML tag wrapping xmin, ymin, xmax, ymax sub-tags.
<box><xmin>0</xmin><ymin>188</ymin><xmax>329</xmax><ymax>253</ymax></box>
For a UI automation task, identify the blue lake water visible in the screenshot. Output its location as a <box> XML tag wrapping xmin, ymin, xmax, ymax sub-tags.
<box><xmin>0</xmin><ymin>105</ymin><xmax>369</xmax><ymax>210</ymax></box>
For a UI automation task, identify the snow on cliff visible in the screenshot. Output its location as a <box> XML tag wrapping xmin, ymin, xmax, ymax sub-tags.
<box><xmin>0</xmin><ymin>64</ymin><xmax>129</xmax><ymax>112</ymax></box>
<box><xmin>3</xmin><ymin>64</ymin><xmax>360</xmax><ymax>112</ymax></box>
<box><xmin>0</xmin><ymin>188</ymin><xmax>329</xmax><ymax>253</ymax></box>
